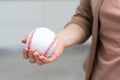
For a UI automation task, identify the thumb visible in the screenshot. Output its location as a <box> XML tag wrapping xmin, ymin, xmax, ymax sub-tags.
<box><xmin>21</xmin><ymin>35</ymin><xmax>28</xmax><ymax>44</ymax></box>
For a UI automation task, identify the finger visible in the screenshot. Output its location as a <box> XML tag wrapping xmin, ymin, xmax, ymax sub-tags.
<box><xmin>23</xmin><ymin>47</ymin><xmax>29</xmax><ymax>59</ymax></box>
<box><xmin>35</xmin><ymin>52</ymin><xmax>44</xmax><ymax>65</ymax></box>
<box><xmin>22</xmin><ymin>35</ymin><xmax>28</xmax><ymax>44</ymax></box>
<box><xmin>28</xmin><ymin>48</ymin><xmax>35</xmax><ymax>58</ymax></box>
<box><xmin>28</xmin><ymin>51</ymin><xmax>38</xmax><ymax>64</ymax></box>
<box><xmin>40</xmin><ymin>41</ymin><xmax>64</xmax><ymax>64</ymax></box>
<box><xmin>39</xmin><ymin>54</ymin><xmax>57</xmax><ymax>64</ymax></box>
<box><xmin>29</xmin><ymin>57</ymin><xmax>36</xmax><ymax>64</ymax></box>
<box><xmin>28</xmin><ymin>48</ymin><xmax>36</xmax><ymax>63</ymax></box>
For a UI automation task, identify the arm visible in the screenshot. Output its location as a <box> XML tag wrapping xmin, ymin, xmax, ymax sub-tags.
<box><xmin>57</xmin><ymin>0</ymin><xmax>93</xmax><ymax>48</ymax></box>
<box><xmin>57</xmin><ymin>23</ymin><xmax>88</xmax><ymax>47</ymax></box>
<box><xmin>22</xmin><ymin>0</ymin><xmax>93</xmax><ymax>65</ymax></box>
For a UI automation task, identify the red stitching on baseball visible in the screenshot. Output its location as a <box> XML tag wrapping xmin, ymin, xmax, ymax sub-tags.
<box><xmin>43</xmin><ymin>37</ymin><xmax>56</xmax><ymax>57</ymax></box>
<box><xmin>28</xmin><ymin>29</ymin><xmax>36</xmax><ymax>48</ymax></box>
<box><xmin>28</xmin><ymin>28</ymin><xmax>56</xmax><ymax>57</ymax></box>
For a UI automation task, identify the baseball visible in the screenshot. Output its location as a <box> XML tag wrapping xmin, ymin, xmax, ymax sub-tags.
<box><xmin>26</xmin><ymin>27</ymin><xmax>57</xmax><ymax>57</ymax></box>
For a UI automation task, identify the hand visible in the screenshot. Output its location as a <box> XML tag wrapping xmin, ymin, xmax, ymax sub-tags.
<box><xmin>21</xmin><ymin>35</ymin><xmax>66</xmax><ymax>65</ymax></box>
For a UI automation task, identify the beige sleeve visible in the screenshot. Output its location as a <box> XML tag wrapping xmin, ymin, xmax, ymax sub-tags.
<box><xmin>65</xmin><ymin>0</ymin><xmax>93</xmax><ymax>44</ymax></box>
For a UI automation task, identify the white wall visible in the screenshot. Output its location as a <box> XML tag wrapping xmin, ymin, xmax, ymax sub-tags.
<box><xmin>0</xmin><ymin>1</ymin><xmax>91</xmax><ymax>48</ymax></box>
<box><xmin>43</xmin><ymin>1</ymin><xmax>79</xmax><ymax>31</ymax></box>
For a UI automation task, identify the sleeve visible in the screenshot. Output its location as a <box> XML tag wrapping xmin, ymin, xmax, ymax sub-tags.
<box><xmin>65</xmin><ymin>0</ymin><xmax>93</xmax><ymax>43</ymax></box>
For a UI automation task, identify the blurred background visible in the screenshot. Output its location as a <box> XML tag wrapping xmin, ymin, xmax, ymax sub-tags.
<box><xmin>0</xmin><ymin>0</ymin><xmax>91</xmax><ymax>80</ymax></box>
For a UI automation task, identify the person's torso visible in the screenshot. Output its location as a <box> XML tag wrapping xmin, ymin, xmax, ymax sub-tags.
<box><xmin>92</xmin><ymin>0</ymin><xmax>120</xmax><ymax>80</ymax></box>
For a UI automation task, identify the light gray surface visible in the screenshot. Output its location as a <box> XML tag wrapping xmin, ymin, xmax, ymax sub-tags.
<box><xmin>0</xmin><ymin>45</ymin><xmax>90</xmax><ymax>80</ymax></box>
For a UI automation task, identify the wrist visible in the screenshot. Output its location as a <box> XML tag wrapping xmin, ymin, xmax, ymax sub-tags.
<box><xmin>56</xmin><ymin>33</ymin><xmax>67</xmax><ymax>48</ymax></box>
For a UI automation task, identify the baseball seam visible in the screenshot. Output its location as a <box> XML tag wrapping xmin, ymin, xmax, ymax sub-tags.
<box><xmin>43</xmin><ymin>37</ymin><xmax>56</xmax><ymax>57</ymax></box>
<box><xmin>28</xmin><ymin>28</ymin><xmax>56</xmax><ymax>57</ymax></box>
<box><xmin>28</xmin><ymin>29</ymin><xmax>36</xmax><ymax>48</ymax></box>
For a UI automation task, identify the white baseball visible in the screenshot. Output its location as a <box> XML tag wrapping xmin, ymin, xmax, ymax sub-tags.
<box><xmin>26</xmin><ymin>27</ymin><xmax>57</xmax><ymax>57</ymax></box>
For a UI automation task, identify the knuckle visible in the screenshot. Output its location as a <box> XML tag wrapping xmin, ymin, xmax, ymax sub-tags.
<box><xmin>28</xmin><ymin>52</ymin><xmax>33</xmax><ymax>58</ymax></box>
<box><xmin>25</xmin><ymin>47</ymin><xmax>28</xmax><ymax>51</ymax></box>
<box><xmin>31</xmin><ymin>48</ymin><xmax>35</xmax><ymax>52</ymax></box>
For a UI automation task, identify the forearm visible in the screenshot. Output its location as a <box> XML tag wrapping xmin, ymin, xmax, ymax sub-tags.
<box><xmin>56</xmin><ymin>24</ymin><xmax>87</xmax><ymax>48</ymax></box>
